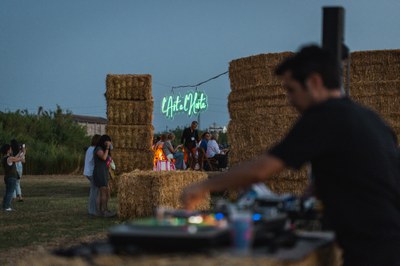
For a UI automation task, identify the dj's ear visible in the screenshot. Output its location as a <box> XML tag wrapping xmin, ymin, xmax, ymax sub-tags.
<box><xmin>305</xmin><ymin>73</ymin><xmax>324</xmax><ymax>91</ymax></box>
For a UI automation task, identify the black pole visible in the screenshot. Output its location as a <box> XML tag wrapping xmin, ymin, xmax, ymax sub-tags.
<box><xmin>322</xmin><ymin>7</ymin><xmax>346</xmax><ymax>94</ymax></box>
<box><xmin>322</xmin><ymin>7</ymin><xmax>345</xmax><ymax>62</ymax></box>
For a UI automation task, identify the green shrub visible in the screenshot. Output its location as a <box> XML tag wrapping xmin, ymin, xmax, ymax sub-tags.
<box><xmin>0</xmin><ymin>106</ymin><xmax>90</xmax><ymax>174</ymax></box>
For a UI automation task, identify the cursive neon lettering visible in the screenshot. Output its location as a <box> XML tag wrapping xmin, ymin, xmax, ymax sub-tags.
<box><xmin>161</xmin><ymin>91</ymin><xmax>208</xmax><ymax>119</ymax></box>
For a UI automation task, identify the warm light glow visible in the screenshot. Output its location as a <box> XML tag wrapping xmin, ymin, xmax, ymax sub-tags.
<box><xmin>153</xmin><ymin>145</ymin><xmax>167</xmax><ymax>166</ymax></box>
<box><xmin>188</xmin><ymin>215</ymin><xmax>204</xmax><ymax>224</ymax></box>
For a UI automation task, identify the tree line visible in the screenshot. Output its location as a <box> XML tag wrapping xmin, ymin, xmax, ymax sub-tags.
<box><xmin>0</xmin><ymin>106</ymin><xmax>90</xmax><ymax>175</ymax></box>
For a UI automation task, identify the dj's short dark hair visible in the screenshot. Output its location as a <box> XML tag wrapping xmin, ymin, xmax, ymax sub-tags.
<box><xmin>275</xmin><ymin>45</ymin><xmax>341</xmax><ymax>90</ymax></box>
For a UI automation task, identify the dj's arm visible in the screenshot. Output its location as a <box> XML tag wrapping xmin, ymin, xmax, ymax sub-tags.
<box><xmin>181</xmin><ymin>154</ymin><xmax>285</xmax><ymax>210</ymax></box>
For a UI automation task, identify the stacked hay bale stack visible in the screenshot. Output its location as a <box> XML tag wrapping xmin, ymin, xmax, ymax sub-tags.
<box><xmin>118</xmin><ymin>170</ymin><xmax>210</xmax><ymax>219</ymax></box>
<box><xmin>105</xmin><ymin>75</ymin><xmax>211</xmax><ymax>218</ymax></box>
<box><xmin>228</xmin><ymin>52</ymin><xmax>309</xmax><ymax>195</ymax></box>
<box><xmin>105</xmin><ymin>74</ymin><xmax>154</xmax><ymax>174</ymax></box>
<box><xmin>346</xmin><ymin>50</ymin><xmax>400</xmax><ymax>139</ymax></box>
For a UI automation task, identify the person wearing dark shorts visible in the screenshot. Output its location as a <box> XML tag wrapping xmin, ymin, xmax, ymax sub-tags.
<box><xmin>93</xmin><ymin>134</ymin><xmax>115</xmax><ymax>217</ymax></box>
<box><xmin>2</xmin><ymin>144</ymin><xmax>25</xmax><ymax>211</ymax></box>
<box><xmin>181</xmin><ymin>45</ymin><xmax>400</xmax><ymax>266</ymax></box>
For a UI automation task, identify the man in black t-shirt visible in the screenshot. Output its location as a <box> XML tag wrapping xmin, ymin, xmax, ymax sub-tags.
<box><xmin>181</xmin><ymin>45</ymin><xmax>400</xmax><ymax>265</ymax></box>
<box><xmin>181</xmin><ymin>121</ymin><xmax>200</xmax><ymax>170</ymax></box>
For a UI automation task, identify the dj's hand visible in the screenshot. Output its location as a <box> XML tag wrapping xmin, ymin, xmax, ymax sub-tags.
<box><xmin>180</xmin><ymin>183</ymin><xmax>208</xmax><ymax>211</ymax></box>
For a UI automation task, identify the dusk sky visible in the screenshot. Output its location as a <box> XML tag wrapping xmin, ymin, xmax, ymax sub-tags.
<box><xmin>1</xmin><ymin>1</ymin><xmax>399</xmax><ymax>132</ymax></box>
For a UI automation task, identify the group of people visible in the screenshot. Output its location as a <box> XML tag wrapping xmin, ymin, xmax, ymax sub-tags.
<box><xmin>1</xmin><ymin>139</ymin><xmax>26</xmax><ymax>211</ymax></box>
<box><xmin>83</xmin><ymin>134</ymin><xmax>116</xmax><ymax>217</ymax></box>
<box><xmin>1</xmin><ymin>133</ymin><xmax>115</xmax><ymax>217</ymax></box>
<box><xmin>153</xmin><ymin>121</ymin><xmax>229</xmax><ymax>171</ymax></box>
<box><xmin>199</xmin><ymin>131</ymin><xmax>228</xmax><ymax>170</ymax></box>
<box><xmin>182</xmin><ymin>121</ymin><xmax>228</xmax><ymax>171</ymax></box>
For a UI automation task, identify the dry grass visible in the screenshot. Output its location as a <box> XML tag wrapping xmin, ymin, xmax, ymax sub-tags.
<box><xmin>0</xmin><ymin>175</ymin><xmax>118</xmax><ymax>265</ymax></box>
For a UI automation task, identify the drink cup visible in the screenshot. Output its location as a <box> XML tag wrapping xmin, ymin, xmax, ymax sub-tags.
<box><xmin>230</xmin><ymin>211</ymin><xmax>253</xmax><ymax>255</ymax></box>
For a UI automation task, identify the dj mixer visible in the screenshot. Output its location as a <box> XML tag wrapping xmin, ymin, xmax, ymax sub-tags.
<box><xmin>109</xmin><ymin>208</ymin><xmax>231</xmax><ymax>251</ymax></box>
<box><xmin>108</xmin><ymin>184</ymin><xmax>322</xmax><ymax>252</ymax></box>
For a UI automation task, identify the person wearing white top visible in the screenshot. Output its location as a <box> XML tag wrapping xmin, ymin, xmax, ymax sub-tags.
<box><xmin>11</xmin><ymin>139</ymin><xmax>25</xmax><ymax>202</ymax></box>
<box><xmin>206</xmin><ymin>134</ymin><xmax>228</xmax><ymax>169</ymax></box>
<box><xmin>83</xmin><ymin>134</ymin><xmax>101</xmax><ymax>216</ymax></box>
<box><xmin>206</xmin><ymin>139</ymin><xmax>220</xmax><ymax>158</ymax></box>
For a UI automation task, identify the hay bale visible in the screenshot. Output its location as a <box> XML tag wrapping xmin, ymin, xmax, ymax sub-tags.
<box><xmin>118</xmin><ymin>170</ymin><xmax>210</xmax><ymax>220</ymax></box>
<box><xmin>228</xmin><ymin>52</ymin><xmax>297</xmax><ymax>168</ymax></box>
<box><xmin>106</xmin><ymin>124</ymin><xmax>153</xmax><ymax>150</ymax></box>
<box><xmin>105</xmin><ymin>74</ymin><xmax>155</xmax><ymax>172</ymax></box>
<box><xmin>107</xmin><ymin>99</ymin><xmax>153</xmax><ymax>125</ymax></box>
<box><xmin>228</xmin><ymin>91</ymin><xmax>297</xmax><ymax>120</ymax></box>
<box><xmin>227</xmin><ymin>117</ymin><xmax>298</xmax><ymax>166</ymax></box>
<box><xmin>349</xmin><ymin>81</ymin><xmax>400</xmax><ymax>97</ymax></box>
<box><xmin>347</xmin><ymin>50</ymin><xmax>400</xmax><ymax>83</ymax></box>
<box><xmin>229</xmin><ymin>52</ymin><xmax>293</xmax><ymax>89</ymax></box>
<box><xmin>346</xmin><ymin>51</ymin><xmax>400</xmax><ymax>140</ymax></box>
<box><xmin>111</xmin><ymin>149</ymin><xmax>154</xmax><ymax>174</ymax></box>
<box><xmin>227</xmin><ymin>52</ymin><xmax>311</xmax><ymax>196</ymax></box>
<box><xmin>227</xmin><ymin>176</ymin><xmax>309</xmax><ymax>202</ymax></box>
<box><xmin>106</xmin><ymin>74</ymin><xmax>152</xmax><ymax>101</ymax></box>
<box><xmin>265</xmin><ymin>177</ymin><xmax>309</xmax><ymax>195</ymax></box>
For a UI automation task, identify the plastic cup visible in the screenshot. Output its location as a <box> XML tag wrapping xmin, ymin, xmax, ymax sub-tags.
<box><xmin>230</xmin><ymin>211</ymin><xmax>253</xmax><ymax>255</ymax></box>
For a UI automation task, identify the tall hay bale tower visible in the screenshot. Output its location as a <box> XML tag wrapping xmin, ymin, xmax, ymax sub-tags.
<box><xmin>105</xmin><ymin>74</ymin><xmax>154</xmax><ymax>173</ymax></box>
<box><xmin>347</xmin><ymin>50</ymin><xmax>400</xmax><ymax>139</ymax></box>
<box><xmin>228</xmin><ymin>52</ymin><xmax>309</xmax><ymax>195</ymax></box>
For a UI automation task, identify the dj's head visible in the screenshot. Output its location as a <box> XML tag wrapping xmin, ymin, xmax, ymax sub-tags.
<box><xmin>275</xmin><ymin>45</ymin><xmax>342</xmax><ymax>113</ymax></box>
<box><xmin>275</xmin><ymin>45</ymin><xmax>341</xmax><ymax>90</ymax></box>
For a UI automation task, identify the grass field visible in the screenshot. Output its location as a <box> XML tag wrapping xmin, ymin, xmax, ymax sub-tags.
<box><xmin>0</xmin><ymin>175</ymin><xmax>120</xmax><ymax>265</ymax></box>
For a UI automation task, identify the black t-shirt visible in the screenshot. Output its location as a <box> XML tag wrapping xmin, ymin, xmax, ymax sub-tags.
<box><xmin>269</xmin><ymin>97</ymin><xmax>400</xmax><ymax>246</ymax></box>
<box><xmin>2</xmin><ymin>156</ymin><xmax>17</xmax><ymax>179</ymax></box>
<box><xmin>181</xmin><ymin>127</ymin><xmax>199</xmax><ymax>149</ymax></box>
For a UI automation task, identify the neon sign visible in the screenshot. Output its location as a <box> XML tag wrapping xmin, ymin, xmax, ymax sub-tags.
<box><xmin>161</xmin><ymin>90</ymin><xmax>208</xmax><ymax>119</ymax></box>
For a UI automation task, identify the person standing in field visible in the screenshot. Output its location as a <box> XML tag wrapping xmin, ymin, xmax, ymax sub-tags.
<box><xmin>2</xmin><ymin>143</ymin><xmax>25</xmax><ymax>211</ymax></box>
<box><xmin>181</xmin><ymin>121</ymin><xmax>200</xmax><ymax>170</ymax></box>
<box><xmin>11</xmin><ymin>139</ymin><xmax>26</xmax><ymax>202</ymax></box>
<box><xmin>83</xmin><ymin>134</ymin><xmax>101</xmax><ymax>216</ymax></box>
<box><xmin>93</xmin><ymin>134</ymin><xmax>115</xmax><ymax>217</ymax></box>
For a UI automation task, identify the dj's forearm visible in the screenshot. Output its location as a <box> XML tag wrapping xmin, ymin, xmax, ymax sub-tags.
<box><xmin>200</xmin><ymin>154</ymin><xmax>285</xmax><ymax>193</ymax></box>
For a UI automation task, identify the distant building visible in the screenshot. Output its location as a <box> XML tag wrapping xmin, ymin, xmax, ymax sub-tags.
<box><xmin>72</xmin><ymin>114</ymin><xmax>107</xmax><ymax>136</ymax></box>
<box><xmin>207</xmin><ymin>122</ymin><xmax>227</xmax><ymax>134</ymax></box>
